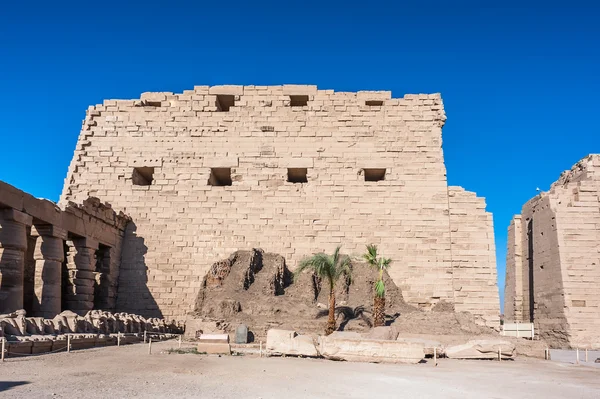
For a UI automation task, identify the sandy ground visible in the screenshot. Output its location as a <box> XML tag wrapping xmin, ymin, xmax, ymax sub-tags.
<box><xmin>1</xmin><ymin>340</ymin><xmax>599</xmax><ymax>399</ymax></box>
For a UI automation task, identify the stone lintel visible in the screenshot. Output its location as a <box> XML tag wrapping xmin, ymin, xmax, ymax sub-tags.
<box><xmin>31</xmin><ymin>224</ymin><xmax>68</xmax><ymax>240</ymax></box>
<box><xmin>0</xmin><ymin>208</ymin><xmax>33</xmax><ymax>225</ymax></box>
<box><xmin>72</xmin><ymin>237</ymin><xmax>99</xmax><ymax>251</ymax></box>
<box><xmin>208</xmin><ymin>85</ymin><xmax>244</xmax><ymax>96</ymax></box>
<box><xmin>357</xmin><ymin>91</ymin><xmax>392</xmax><ymax>101</ymax></box>
<box><xmin>282</xmin><ymin>85</ymin><xmax>318</xmax><ymax>96</ymax></box>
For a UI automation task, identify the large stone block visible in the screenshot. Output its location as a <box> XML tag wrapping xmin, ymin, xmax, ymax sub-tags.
<box><xmin>319</xmin><ymin>336</ymin><xmax>425</xmax><ymax>364</ymax></box>
<box><xmin>445</xmin><ymin>339</ymin><xmax>515</xmax><ymax>359</ymax></box>
<box><xmin>266</xmin><ymin>329</ymin><xmax>319</xmax><ymax>357</ymax></box>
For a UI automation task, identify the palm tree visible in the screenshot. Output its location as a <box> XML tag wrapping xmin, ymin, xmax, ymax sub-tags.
<box><xmin>363</xmin><ymin>244</ymin><xmax>392</xmax><ymax>327</ymax></box>
<box><xmin>294</xmin><ymin>246</ymin><xmax>352</xmax><ymax>335</ymax></box>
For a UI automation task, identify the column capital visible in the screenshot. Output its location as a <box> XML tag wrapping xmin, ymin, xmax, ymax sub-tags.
<box><xmin>0</xmin><ymin>208</ymin><xmax>33</xmax><ymax>226</ymax></box>
<box><xmin>70</xmin><ymin>237</ymin><xmax>99</xmax><ymax>250</ymax></box>
<box><xmin>31</xmin><ymin>224</ymin><xmax>68</xmax><ymax>240</ymax></box>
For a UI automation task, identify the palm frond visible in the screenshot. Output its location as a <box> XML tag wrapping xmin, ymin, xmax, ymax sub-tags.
<box><xmin>374</xmin><ymin>279</ymin><xmax>386</xmax><ymax>298</ymax></box>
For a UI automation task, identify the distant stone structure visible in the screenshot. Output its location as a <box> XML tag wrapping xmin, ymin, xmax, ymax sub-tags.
<box><xmin>504</xmin><ymin>155</ymin><xmax>600</xmax><ymax>349</ymax></box>
<box><xmin>56</xmin><ymin>85</ymin><xmax>499</xmax><ymax>324</ymax></box>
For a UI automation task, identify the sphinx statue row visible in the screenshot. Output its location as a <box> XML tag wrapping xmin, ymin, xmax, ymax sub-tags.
<box><xmin>0</xmin><ymin>309</ymin><xmax>184</xmax><ymax>339</ymax></box>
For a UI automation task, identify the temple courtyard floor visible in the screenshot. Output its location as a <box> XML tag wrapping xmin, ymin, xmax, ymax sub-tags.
<box><xmin>1</xmin><ymin>340</ymin><xmax>599</xmax><ymax>398</ymax></box>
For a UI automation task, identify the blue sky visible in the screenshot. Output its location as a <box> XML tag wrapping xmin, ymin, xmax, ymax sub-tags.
<box><xmin>1</xmin><ymin>1</ymin><xmax>599</xmax><ymax>309</ymax></box>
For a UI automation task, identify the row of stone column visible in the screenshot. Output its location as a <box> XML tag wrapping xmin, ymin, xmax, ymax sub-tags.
<box><xmin>0</xmin><ymin>208</ymin><xmax>104</xmax><ymax>316</ymax></box>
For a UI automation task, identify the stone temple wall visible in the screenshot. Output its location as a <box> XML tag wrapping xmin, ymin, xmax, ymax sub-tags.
<box><xmin>59</xmin><ymin>85</ymin><xmax>499</xmax><ymax>323</ymax></box>
<box><xmin>505</xmin><ymin>155</ymin><xmax>600</xmax><ymax>348</ymax></box>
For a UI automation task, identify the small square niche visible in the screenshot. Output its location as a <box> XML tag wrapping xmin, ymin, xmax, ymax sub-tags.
<box><xmin>216</xmin><ymin>95</ymin><xmax>235</xmax><ymax>112</ymax></box>
<box><xmin>208</xmin><ymin>168</ymin><xmax>232</xmax><ymax>186</ymax></box>
<box><xmin>365</xmin><ymin>100</ymin><xmax>384</xmax><ymax>106</ymax></box>
<box><xmin>364</xmin><ymin>168</ymin><xmax>386</xmax><ymax>182</ymax></box>
<box><xmin>289</xmin><ymin>95</ymin><xmax>309</xmax><ymax>107</ymax></box>
<box><xmin>287</xmin><ymin>168</ymin><xmax>308</xmax><ymax>183</ymax></box>
<box><xmin>132</xmin><ymin>167</ymin><xmax>154</xmax><ymax>186</ymax></box>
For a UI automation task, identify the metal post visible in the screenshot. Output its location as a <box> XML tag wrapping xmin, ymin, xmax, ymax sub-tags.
<box><xmin>1</xmin><ymin>338</ymin><xmax>5</xmax><ymax>362</ymax></box>
<box><xmin>544</xmin><ymin>348</ymin><xmax>548</xmax><ymax>360</ymax></box>
<box><xmin>498</xmin><ymin>348</ymin><xmax>501</xmax><ymax>362</ymax></box>
<box><xmin>576</xmin><ymin>348</ymin><xmax>579</xmax><ymax>364</ymax></box>
<box><xmin>178</xmin><ymin>335</ymin><xmax>182</xmax><ymax>349</ymax></box>
<box><xmin>117</xmin><ymin>333</ymin><xmax>121</xmax><ymax>347</ymax></box>
<box><xmin>148</xmin><ymin>338</ymin><xmax>152</xmax><ymax>355</ymax></box>
<box><xmin>67</xmin><ymin>334</ymin><xmax>71</xmax><ymax>353</ymax></box>
<box><xmin>433</xmin><ymin>347</ymin><xmax>437</xmax><ymax>366</ymax></box>
<box><xmin>259</xmin><ymin>341</ymin><xmax>262</xmax><ymax>358</ymax></box>
<box><xmin>144</xmin><ymin>330</ymin><xmax>147</xmax><ymax>343</ymax></box>
<box><xmin>585</xmin><ymin>349</ymin><xmax>588</xmax><ymax>362</ymax></box>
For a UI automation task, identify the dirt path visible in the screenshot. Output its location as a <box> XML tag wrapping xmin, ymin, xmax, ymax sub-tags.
<box><xmin>1</xmin><ymin>340</ymin><xmax>599</xmax><ymax>398</ymax></box>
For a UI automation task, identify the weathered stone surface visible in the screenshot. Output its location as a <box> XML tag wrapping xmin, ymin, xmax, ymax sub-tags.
<box><xmin>235</xmin><ymin>324</ymin><xmax>248</xmax><ymax>344</ymax></box>
<box><xmin>396</xmin><ymin>337</ymin><xmax>443</xmax><ymax>356</ymax></box>
<box><xmin>266</xmin><ymin>329</ymin><xmax>319</xmax><ymax>357</ymax></box>
<box><xmin>505</xmin><ymin>155</ymin><xmax>600</xmax><ymax>349</ymax></box>
<box><xmin>197</xmin><ymin>342</ymin><xmax>231</xmax><ymax>354</ymax></box>
<box><xmin>445</xmin><ymin>339</ymin><xmax>515</xmax><ymax>359</ymax></box>
<box><xmin>319</xmin><ymin>336</ymin><xmax>425</xmax><ymax>364</ymax></box>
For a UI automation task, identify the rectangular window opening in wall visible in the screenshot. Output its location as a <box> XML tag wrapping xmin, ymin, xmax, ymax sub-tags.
<box><xmin>216</xmin><ymin>94</ymin><xmax>235</xmax><ymax>112</ymax></box>
<box><xmin>132</xmin><ymin>167</ymin><xmax>154</xmax><ymax>186</ymax></box>
<box><xmin>289</xmin><ymin>95</ymin><xmax>309</xmax><ymax>107</ymax></box>
<box><xmin>208</xmin><ymin>168</ymin><xmax>232</xmax><ymax>186</ymax></box>
<box><xmin>365</xmin><ymin>100</ymin><xmax>384</xmax><ymax>106</ymax></box>
<box><xmin>364</xmin><ymin>168</ymin><xmax>386</xmax><ymax>182</ymax></box>
<box><xmin>287</xmin><ymin>168</ymin><xmax>308</xmax><ymax>183</ymax></box>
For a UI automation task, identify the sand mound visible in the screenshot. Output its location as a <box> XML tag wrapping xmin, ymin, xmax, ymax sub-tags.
<box><xmin>192</xmin><ymin>249</ymin><xmax>493</xmax><ymax>340</ymax></box>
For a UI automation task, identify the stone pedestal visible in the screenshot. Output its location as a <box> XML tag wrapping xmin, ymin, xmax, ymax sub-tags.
<box><xmin>0</xmin><ymin>209</ymin><xmax>33</xmax><ymax>313</ymax></box>
<box><xmin>64</xmin><ymin>238</ymin><xmax>98</xmax><ymax>315</ymax></box>
<box><xmin>31</xmin><ymin>225</ymin><xmax>67</xmax><ymax>318</ymax></box>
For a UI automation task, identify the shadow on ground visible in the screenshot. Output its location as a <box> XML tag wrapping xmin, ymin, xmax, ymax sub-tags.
<box><xmin>0</xmin><ymin>381</ymin><xmax>30</xmax><ymax>392</ymax></box>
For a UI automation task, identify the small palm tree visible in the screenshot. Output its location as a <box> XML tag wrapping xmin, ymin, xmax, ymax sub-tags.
<box><xmin>363</xmin><ymin>244</ymin><xmax>392</xmax><ymax>327</ymax></box>
<box><xmin>295</xmin><ymin>246</ymin><xmax>352</xmax><ymax>335</ymax></box>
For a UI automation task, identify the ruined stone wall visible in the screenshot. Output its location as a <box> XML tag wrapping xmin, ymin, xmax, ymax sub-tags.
<box><xmin>505</xmin><ymin>155</ymin><xmax>600</xmax><ymax>348</ymax></box>
<box><xmin>60</xmin><ymin>85</ymin><xmax>498</xmax><ymax>322</ymax></box>
<box><xmin>0</xmin><ymin>181</ymin><xmax>129</xmax><ymax>316</ymax></box>
<box><xmin>448</xmin><ymin>187</ymin><xmax>499</xmax><ymax>325</ymax></box>
<box><xmin>503</xmin><ymin>215</ymin><xmax>522</xmax><ymax>322</ymax></box>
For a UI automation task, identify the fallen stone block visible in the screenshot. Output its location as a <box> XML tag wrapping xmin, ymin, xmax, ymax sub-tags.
<box><xmin>266</xmin><ymin>329</ymin><xmax>319</xmax><ymax>357</ymax></box>
<box><xmin>319</xmin><ymin>336</ymin><xmax>424</xmax><ymax>364</ymax></box>
<box><xmin>197</xmin><ymin>333</ymin><xmax>231</xmax><ymax>354</ymax></box>
<box><xmin>329</xmin><ymin>331</ymin><xmax>362</xmax><ymax>339</ymax></box>
<box><xmin>198</xmin><ymin>333</ymin><xmax>229</xmax><ymax>343</ymax></box>
<box><xmin>445</xmin><ymin>339</ymin><xmax>515</xmax><ymax>359</ymax></box>
<box><xmin>396</xmin><ymin>337</ymin><xmax>443</xmax><ymax>356</ymax></box>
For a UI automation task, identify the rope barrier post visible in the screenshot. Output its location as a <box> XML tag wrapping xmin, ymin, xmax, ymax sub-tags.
<box><xmin>576</xmin><ymin>348</ymin><xmax>579</xmax><ymax>364</ymax></box>
<box><xmin>117</xmin><ymin>333</ymin><xmax>121</xmax><ymax>347</ymax></box>
<box><xmin>67</xmin><ymin>334</ymin><xmax>71</xmax><ymax>353</ymax></box>
<box><xmin>498</xmin><ymin>347</ymin><xmax>501</xmax><ymax>362</ymax></box>
<box><xmin>144</xmin><ymin>331</ymin><xmax>147</xmax><ymax>344</ymax></box>
<box><xmin>585</xmin><ymin>349</ymin><xmax>588</xmax><ymax>362</ymax></box>
<box><xmin>1</xmin><ymin>337</ymin><xmax>5</xmax><ymax>362</ymax></box>
<box><xmin>148</xmin><ymin>338</ymin><xmax>152</xmax><ymax>355</ymax></box>
<box><xmin>544</xmin><ymin>348</ymin><xmax>548</xmax><ymax>360</ymax></box>
<box><xmin>433</xmin><ymin>347</ymin><xmax>437</xmax><ymax>367</ymax></box>
<box><xmin>178</xmin><ymin>335</ymin><xmax>182</xmax><ymax>349</ymax></box>
<box><xmin>260</xmin><ymin>341</ymin><xmax>262</xmax><ymax>358</ymax></box>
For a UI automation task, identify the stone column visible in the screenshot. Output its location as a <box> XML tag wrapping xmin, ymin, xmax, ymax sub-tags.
<box><xmin>64</xmin><ymin>237</ymin><xmax>98</xmax><ymax>315</ymax></box>
<box><xmin>30</xmin><ymin>225</ymin><xmax>67</xmax><ymax>318</ymax></box>
<box><xmin>0</xmin><ymin>208</ymin><xmax>33</xmax><ymax>313</ymax></box>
